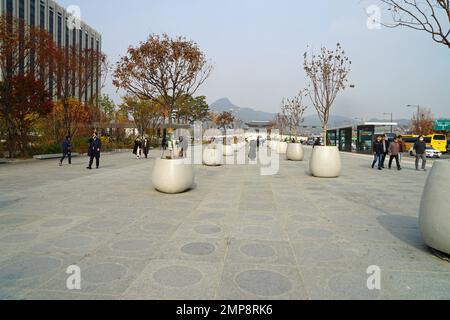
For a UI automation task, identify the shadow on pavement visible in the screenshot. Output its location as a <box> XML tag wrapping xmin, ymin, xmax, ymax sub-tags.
<box><xmin>377</xmin><ymin>214</ymin><xmax>429</xmax><ymax>252</ymax></box>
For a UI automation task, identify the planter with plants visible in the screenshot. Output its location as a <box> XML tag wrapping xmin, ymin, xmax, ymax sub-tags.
<box><xmin>113</xmin><ymin>34</ymin><xmax>212</xmax><ymax>193</ymax></box>
<box><xmin>274</xmin><ymin>113</ymin><xmax>288</xmax><ymax>155</ymax></box>
<box><xmin>203</xmin><ymin>141</ymin><xmax>222</xmax><ymax>166</ymax></box>
<box><xmin>152</xmin><ymin>157</ymin><xmax>195</xmax><ymax>193</ymax></box>
<box><xmin>419</xmin><ymin>160</ymin><xmax>450</xmax><ymax>255</ymax></box>
<box><xmin>282</xmin><ymin>89</ymin><xmax>308</xmax><ymax>161</ymax></box>
<box><xmin>303</xmin><ymin>43</ymin><xmax>351</xmax><ymax>178</ymax></box>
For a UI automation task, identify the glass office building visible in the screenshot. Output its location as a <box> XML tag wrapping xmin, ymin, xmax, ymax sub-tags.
<box><xmin>0</xmin><ymin>0</ymin><xmax>102</xmax><ymax>103</ymax></box>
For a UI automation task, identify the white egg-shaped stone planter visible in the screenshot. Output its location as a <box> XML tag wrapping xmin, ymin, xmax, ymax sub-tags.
<box><xmin>271</xmin><ymin>141</ymin><xmax>278</xmax><ymax>151</ymax></box>
<box><xmin>419</xmin><ymin>160</ymin><xmax>450</xmax><ymax>255</ymax></box>
<box><xmin>286</xmin><ymin>143</ymin><xmax>304</xmax><ymax>161</ymax></box>
<box><xmin>309</xmin><ymin>146</ymin><xmax>341</xmax><ymax>178</ymax></box>
<box><xmin>223</xmin><ymin>145</ymin><xmax>234</xmax><ymax>156</ymax></box>
<box><xmin>203</xmin><ymin>148</ymin><xmax>222</xmax><ymax>166</ymax></box>
<box><xmin>277</xmin><ymin>142</ymin><xmax>288</xmax><ymax>154</ymax></box>
<box><xmin>152</xmin><ymin>158</ymin><xmax>194</xmax><ymax>194</ymax></box>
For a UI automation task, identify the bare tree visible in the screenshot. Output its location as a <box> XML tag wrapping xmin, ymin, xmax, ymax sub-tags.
<box><xmin>411</xmin><ymin>107</ymin><xmax>435</xmax><ymax>135</ymax></box>
<box><xmin>378</xmin><ymin>0</ymin><xmax>450</xmax><ymax>49</ymax></box>
<box><xmin>275</xmin><ymin>112</ymin><xmax>289</xmax><ymax>141</ymax></box>
<box><xmin>303</xmin><ymin>43</ymin><xmax>351</xmax><ymax>146</ymax></box>
<box><xmin>281</xmin><ymin>89</ymin><xmax>309</xmax><ymax>142</ymax></box>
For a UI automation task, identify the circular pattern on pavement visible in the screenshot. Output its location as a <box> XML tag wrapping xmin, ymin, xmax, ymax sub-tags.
<box><xmin>88</xmin><ymin>220</ymin><xmax>119</xmax><ymax>231</ymax></box>
<box><xmin>194</xmin><ymin>225</ymin><xmax>222</xmax><ymax>235</ymax></box>
<box><xmin>298</xmin><ymin>228</ymin><xmax>334</xmax><ymax>239</ymax></box>
<box><xmin>181</xmin><ymin>242</ymin><xmax>216</xmax><ymax>256</ymax></box>
<box><xmin>54</xmin><ymin>235</ymin><xmax>94</xmax><ymax>249</ymax></box>
<box><xmin>0</xmin><ymin>256</ymin><xmax>61</xmax><ymax>279</ymax></box>
<box><xmin>142</xmin><ymin>223</ymin><xmax>174</xmax><ymax>232</ymax></box>
<box><xmin>112</xmin><ymin>239</ymin><xmax>152</xmax><ymax>251</ymax></box>
<box><xmin>0</xmin><ymin>233</ymin><xmax>38</xmax><ymax>243</ymax></box>
<box><xmin>83</xmin><ymin>263</ymin><xmax>128</xmax><ymax>283</ymax></box>
<box><xmin>235</xmin><ymin>270</ymin><xmax>292</xmax><ymax>296</ymax></box>
<box><xmin>153</xmin><ymin>266</ymin><xmax>202</xmax><ymax>288</ymax></box>
<box><xmin>198</xmin><ymin>212</ymin><xmax>226</xmax><ymax>220</ymax></box>
<box><xmin>291</xmin><ymin>215</ymin><xmax>318</xmax><ymax>223</ymax></box>
<box><xmin>240</xmin><ymin>244</ymin><xmax>276</xmax><ymax>258</ymax></box>
<box><xmin>247</xmin><ymin>214</ymin><xmax>274</xmax><ymax>222</ymax></box>
<box><xmin>0</xmin><ymin>216</ymin><xmax>29</xmax><ymax>225</ymax></box>
<box><xmin>242</xmin><ymin>226</ymin><xmax>271</xmax><ymax>236</ymax></box>
<box><xmin>41</xmin><ymin>218</ymin><xmax>72</xmax><ymax>228</ymax></box>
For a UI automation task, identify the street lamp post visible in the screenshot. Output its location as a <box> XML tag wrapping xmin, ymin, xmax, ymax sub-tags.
<box><xmin>383</xmin><ymin>112</ymin><xmax>393</xmax><ymax>134</ymax></box>
<box><xmin>407</xmin><ymin>105</ymin><xmax>421</xmax><ymax>134</ymax></box>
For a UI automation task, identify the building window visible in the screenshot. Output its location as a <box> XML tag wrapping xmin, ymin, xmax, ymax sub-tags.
<box><xmin>30</xmin><ymin>0</ymin><xmax>36</xmax><ymax>26</ymax></box>
<box><xmin>57</xmin><ymin>14</ymin><xmax>62</xmax><ymax>46</ymax></box>
<box><xmin>19</xmin><ymin>0</ymin><xmax>25</xmax><ymax>19</ymax></box>
<box><xmin>6</xmin><ymin>0</ymin><xmax>13</xmax><ymax>15</ymax></box>
<box><xmin>49</xmin><ymin>8</ymin><xmax>54</xmax><ymax>34</ymax></box>
<box><xmin>96</xmin><ymin>39</ymin><xmax>100</xmax><ymax>99</ymax></box>
<box><xmin>40</xmin><ymin>1</ymin><xmax>45</xmax><ymax>28</ymax></box>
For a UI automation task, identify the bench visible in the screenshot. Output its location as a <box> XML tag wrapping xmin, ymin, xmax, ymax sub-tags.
<box><xmin>33</xmin><ymin>153</ymin><xmax>80</xmax><ymax>160</ymax></box>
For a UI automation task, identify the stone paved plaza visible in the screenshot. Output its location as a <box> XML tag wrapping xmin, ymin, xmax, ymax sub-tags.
<box><xmin>0</xmin><ymin>147</ymin><xmax>449</xmax><ymax>300</ymax></box>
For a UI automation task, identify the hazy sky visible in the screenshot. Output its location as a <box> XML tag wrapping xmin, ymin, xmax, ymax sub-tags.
<box><xmin>58</xmin><ymin>0</ymin><xmax>450</xmax><ymax>119</ymax></box>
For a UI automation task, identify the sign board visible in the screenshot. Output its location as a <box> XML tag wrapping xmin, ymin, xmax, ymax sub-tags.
<box><xmin>434</xmin><ymin>119</ymin><xmax>450</xmax><ymax>131</ymax></box>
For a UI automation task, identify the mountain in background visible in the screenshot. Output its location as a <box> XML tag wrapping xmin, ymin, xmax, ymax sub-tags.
<box><xmin>209</xmin><ymin>98</ymin><xmax>355</xmax><ymax>127</ymax></box>
<box><xmin>210</xmin><ymin>98</ymin><xmax>276</xmax><ymax>122</ymax></box>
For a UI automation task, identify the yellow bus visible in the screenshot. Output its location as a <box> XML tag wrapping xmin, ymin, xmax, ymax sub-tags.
<box><xmin>402</xmin><ymin>134</ymin><xmax>447</xmax><ymax>153</ymax></box>
<box><xmin>401</xmin><ymin>135</ymin><xmax>418</xmax><ymax>151</ymax></box>
<box><xmin>424</xmin><ymin>134</ymin><xmax>447</xmax><ymax>153</ymax></box>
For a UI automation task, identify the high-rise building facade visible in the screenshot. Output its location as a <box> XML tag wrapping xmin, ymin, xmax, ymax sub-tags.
<box><xmin>0</xmin><ymin>0</ymin><xmax>102</xmax><ymax>102</ymax></box>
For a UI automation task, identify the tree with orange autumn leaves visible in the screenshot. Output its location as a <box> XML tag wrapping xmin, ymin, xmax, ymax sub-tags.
<box><xmin>0</xmin><ymin>14</ymin><xmax>107</xmax><ymax>157</ymax></box>
<box><xmin>113</xmin><ymin>34</ymin><xmax>213</xmax><ymax>145</ymax></box>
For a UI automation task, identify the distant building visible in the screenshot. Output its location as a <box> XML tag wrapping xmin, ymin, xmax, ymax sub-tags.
<box><xmin>0</xmin><ymin>0</ymin><xmax>102</xmax><ymax>102</ymax></box>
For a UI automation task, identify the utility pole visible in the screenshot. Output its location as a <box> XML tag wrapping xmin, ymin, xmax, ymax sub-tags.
<box><xmin>407</xmin><ymin>105</ymin><xmax>420</xmax><ymax>133</ymax></box>
<box><xmin>383</xmin><ymin>112</ymin><xmax>393</xmax><ymax>134</ymax></box>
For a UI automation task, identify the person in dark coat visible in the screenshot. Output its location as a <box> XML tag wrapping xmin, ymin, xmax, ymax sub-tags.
<box><xmin>59</xmin><ymin>136</ymin><xmax>72</xmax><ymax>166</ymax></box>
<box><xmin>372</xmin><ymin>135</ymin><xmax>383</xmax><ymax>170</ymax></box>
<box><xmin>380</xmin><ymin>135</ymin><xmax>390</xmax><ymax>168</ymax></box>
<box><xmin>413</xmin><ymin>135</ymin><xmax>427</xmax><ymax>171</ymax></box>
<box><xmin>86</xmin><ymin>132</ymin><xmax>102</xmax><ymax>170</ymax></box>
<box><xmin>143</xmin><ymin>138</ymin><xmax>150</xmax><ymax>159</ymax></box>
<box><xmin>248</xmin><ymin>140</ymin><xmax>257</xmax><ymax>161</ymax></box>
<box><xmin>133</xmin><ymin>137</ymin><xmax>142</xmax><ymax>159</ymax></box>
<box><xmin>313</xmin><ymin>138</ymin><xmax>321</xmax><ymax>148</ymax></box>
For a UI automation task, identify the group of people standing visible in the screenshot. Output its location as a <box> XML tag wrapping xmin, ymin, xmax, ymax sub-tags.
<box><xmin>372</xmin><ymin>134</ymin><xmax>428</xmax><ymax>171</ymax></box>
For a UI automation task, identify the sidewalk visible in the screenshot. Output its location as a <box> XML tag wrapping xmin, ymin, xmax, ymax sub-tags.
<box><xmin>0</xmin><ymin>147</ymin><xmax>449</xmax><ymax>300</ymax></box>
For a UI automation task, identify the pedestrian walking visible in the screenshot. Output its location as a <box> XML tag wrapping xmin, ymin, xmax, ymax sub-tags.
<box><xmin>249</xmin><ymin>139</ymin><xmax>257</xmax><ymax>161</ymax></box>
<box><xmin>413</xmin><ymin>135</ymin><xmax>427</xmax><ymax>171</ymax></box>
<box><xmin>161</xmin><ymin>135</ymin><xmax>167</xmax><ymax>151</ymax></box>
<box><xmin>397</xmin><ymin>135</ymin><xmax>405</xmax><ymax>164</ymax></box>
<box><xmin>133</xmin><ymin>137</ymin><xmax>142</xmax><ymax>159</ymax></box>
<box><xmin>143</xmin><ymin>138</ymin><xmax>150</xmax><ymax>159</ymax></box>
<box><xmin>257</xmin><ymin>136</ymin><xmax>260</xmax><ymax>150</ymax></box>
<box><xmin>372</xmin><ymin>135</ymin><xmax>383</xmax><ymax>170</ymax></box>
<box><xmin>86</xmin><ymin>132</ymin><xmax>102</xmax><ymax>170</ymax></box>
<box><xmin>388</xmin><ymin>137</ymin><xmax>402</xmax><ymax>171</ymax></box>
<box><xmin>59</xmin><ymin>136</ymin><xmax>72</xmax><ymax>166</ymax></box>
<box><xmin>179</xmin><ymin>136</ymin><xmax>188</xmax><ymax>158</ymax></box>
<box><xmin>381</xmin><ymin>135</ymin><xmax>389</xmax><ymax>168</ymax></box>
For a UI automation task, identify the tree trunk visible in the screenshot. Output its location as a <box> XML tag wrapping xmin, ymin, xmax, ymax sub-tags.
<box><xmin>323</xmin><ymin>124</ymin><xmax>328</xmax><ymax>147</ymax></box>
